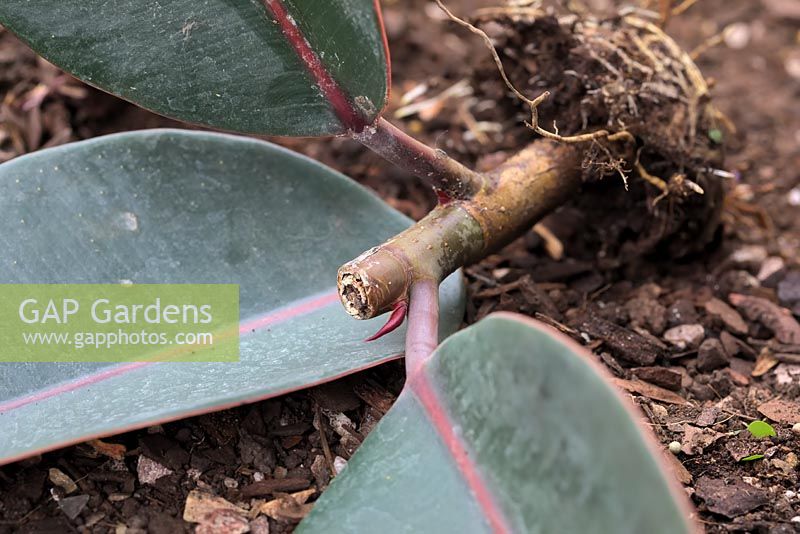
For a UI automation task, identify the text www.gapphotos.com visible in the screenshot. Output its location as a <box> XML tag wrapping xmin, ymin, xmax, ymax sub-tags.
<box><xmin>21</xmin><ymin>329</ymin><xmax>214</xmax><ymax>349</ymax></box>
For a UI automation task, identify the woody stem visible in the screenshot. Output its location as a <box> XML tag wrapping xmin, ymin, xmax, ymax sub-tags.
<box><xmin>337</xmin><ymin>139</ymin><xmax>583</xmax><ymax>320</ymax></box>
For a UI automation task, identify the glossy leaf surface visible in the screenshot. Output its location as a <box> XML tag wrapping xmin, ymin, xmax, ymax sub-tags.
<box><xmin>0</xmin><ymin>0</ymin><xmax>389</xmax><ymax>136</ymax></box>
<box><xmin>301</xmin><ymin>313</ymin><xmax>691</xmax><ymax>533</ymax></box>
<box><xmin>0</xmin><ymin>130</ymin><xmax>464</xmax><ymax>465</ymax></box>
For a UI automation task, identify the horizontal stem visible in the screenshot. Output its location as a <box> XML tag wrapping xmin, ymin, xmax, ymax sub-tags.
<box><xmin>352</xmin><ymin>117</ymin><xmax>486</xmax><ymax>200</ymax></box>
<box><xmin>338</xmin><ymin>139</ymin><xmax>583</xmax><ymax>319</ymax></box>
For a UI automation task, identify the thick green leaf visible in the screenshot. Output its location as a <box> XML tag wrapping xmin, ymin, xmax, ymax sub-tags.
<box><xmin>0</xmin><ymin>0</ymin><xmax>389</xmax><ymax>136</ymax></box>
<box><xmin>301</xmin><ymin>313</ymin><xmax>691</xmax><ymax>533</ymax></box>
<box><xmin>0</xmin><ymin>130</ymin><xmax>464</xmax><ymax>465</ymax></box>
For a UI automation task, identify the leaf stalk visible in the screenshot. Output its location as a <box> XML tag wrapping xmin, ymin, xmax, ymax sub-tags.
<box><xmin>404</xmin><ymin>280</ymin><xmax>440</xmax><ymax>375</ymax></box>
<box><xmin>352</xmin><ymin>117</ymin><xmax>487</xmax><ymax>201</ymax></box>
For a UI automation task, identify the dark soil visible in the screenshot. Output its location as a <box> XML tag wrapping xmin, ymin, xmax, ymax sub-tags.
<box><xmin>2</xmin><ymin>0</ymin><xmax>800</xmax><ymax>532</ymax></box>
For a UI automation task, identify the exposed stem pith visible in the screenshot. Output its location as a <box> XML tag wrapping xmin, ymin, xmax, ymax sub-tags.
<box><xmin>338</xmin><ymin>139</ymin><xmax>582</xmax><ymax>319</ymax></box>
<box><xmin>353</xmin><ymin>117</ymin><xmax>487</xmax><ymax>200</ymax></box>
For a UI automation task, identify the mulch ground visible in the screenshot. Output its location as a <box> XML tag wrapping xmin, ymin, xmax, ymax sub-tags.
<box><xmin>2</xmin><ymin>0</ymin><xmax>800</xmax><ymax>532</ymax></box>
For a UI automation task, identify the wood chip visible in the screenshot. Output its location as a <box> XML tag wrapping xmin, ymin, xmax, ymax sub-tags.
<box><xmin>720</xmin><ymin>330</ymin><xmax>756</xmax><ymax>359</ymax></box>
<box><xmin>729</xmin><ymin>293</ymin><xmax>800</xmax><ymax>344</ymax></box>
<box><xmin>183</xmin><ymin>490</ymin><xmax>246</xmax><ymax>523</ymax></box>
<box><xmin>195</xmin><ymin>510</ymin><xmax>250</xmax><ymax>534</ymax></box>
<box><xmin>694</xmin><ymin>476</ymin><xmax>769</xmax><ymax>518</ymax></box>
<box><xmin>774</xmin><ymin>352</ymin><xmax>800</xmax><ymax>365</ymax></box>
<box><xmin>704</xmin><ymin>297</ymin><xmax>748</xmax><ymax>335</ymax></box>
<box><xmin>533</xmin><ymin>223</ymin><xmax>564</xmax><ymax>260</ymax></box>
<box><xmin>661</xmin><ymin>451</ymin><xmax>693</xmax><ymax>485</ymax></box>
<box><xmin>353</xmin><ymin>379</ymin><xmax>397</xmax><ymax>414</ymax></box>
<box><xmin>631</xmin><ymin>366</ymin><xmax>683</xmax><ymax>391</ymax></box>
<box><xmin>724</xmin><ymin>437</ymin><xmax>765</xmax><ymax>462</ymax></box>
<box><xmin>85</xmin><ymin>439</ymin><xmax>126</xmax><ymax>460</ymax></box>
<box><xmin>757</xmin><ymin>399</ymin><xmax>800</xmax><ymax>424</ymax></box>
<box><xmin>239</xmin><ymin>477</ymin><xmax>310</xmax><ymax>499</ymax></box>
<box><xmin>681</xmin><ymin>424</ymin><xmax>725</xmax><ymax>455</ymax></box>
<box><xmin>474</xmin><ymin>279</ymin><xmax>522</xmax><ymax>298</ymax></box>
<box><xmin>48</xmin><ymin>468</ymin><xmax>77</xmax><ymax>494</ymax></box>
<box><xmin>614</xmin><ymin>378</ymin><xmax>689</xmax><ymax>405</ymax></box>
<box><xmin>579</xmin><ymin>317</ymin><xmax>665</xmax><ymax>365</ymax></box>
<box><xmin>253</xmin><ymin>489</ymin><xmax>316</xmax><ymax>521</ymax></box>
<box><xmin>696</xmin><ymin>406</ymin><xmax>720</xmax><ymax>427</ymax></box>
<box><xmin>728</xmin><ymin>368</ymin><xmax>750</xmax><ymax>386</ymax></box>
<box><xmin>752</xmin><ymin>349</ymin><xmax>779</xmax><ymax>377</ymax></box>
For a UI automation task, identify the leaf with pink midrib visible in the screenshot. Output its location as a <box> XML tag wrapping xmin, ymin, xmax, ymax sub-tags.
<box><xmin>301</xmin><ymin>314</ymin><xmax>693</xmax><ymax>533</ymax></box>
<box><xmin>0</xmin><ymin>0</ymin><xmax>390</xmax><ymax>136</ymax></box>
<box><xmin>0</xmin><ymin>130</ymin><xmax>464</xmax><ymax>465</ymax></box>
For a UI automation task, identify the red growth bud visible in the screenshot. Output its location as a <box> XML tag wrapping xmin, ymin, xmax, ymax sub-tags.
<box><xmin>364</xmin><ymin>300</ymin><xmax>408</xmax><ymax>342</ymax></box>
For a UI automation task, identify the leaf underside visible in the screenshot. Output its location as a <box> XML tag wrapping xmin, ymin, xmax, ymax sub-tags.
<box><xmin>0</xmin><ymin>130</ymin><xmax>464</xmax><ymax>465</ymax></box>
<box><xmin>301</xmin><ymin>314</ymin><xmax>690</xmax><ymax>534</ymax></box>
<box><xmin>0</xmin><ymin>0</ymin><xmax>389</xmax><ymax>136</ymax></box>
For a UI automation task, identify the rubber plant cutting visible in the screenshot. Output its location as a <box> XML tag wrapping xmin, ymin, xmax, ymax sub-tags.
<box><xmin>0</xmin><ymin>0</ymin><xmax>728</xmax><ymax>531</ymax></box>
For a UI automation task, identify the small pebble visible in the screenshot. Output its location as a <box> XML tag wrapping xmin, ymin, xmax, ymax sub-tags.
<box><xmin>786</xmin><ymin>54</ymin><xmax>800</xmax><ymax>81</ymax></box>
<box><xmin>697</xmin><ymin>338</ymin><xmax>730</xmax><ymax>372</ymax></box>
<box><xmin>730</xmin><ymin>244</ymin><xmax>767</xmax><ymax>267</ymax></box>
<box><xmin>651</xmin><ymin>403</ymin><xmax>669</xmax><ymax>421</ymax></box>
<box><xmin>778</xmin><ymin>271</ymin><xmax>800</xmax><ymax>306</ymax></box>
<box><xmin>333</xmin><ymin>456</ymin><xmax>348</xmax><ymax>474</ymax></box>
<box><xmin>757</xmin><ymin>256</ymin><xmax>785</xmax><ymax>284</ymax></box>
<box><xmin>724</xmin><ymin>22</ymin><xmax>750</xmax><ymax>49</ymax></box>
<box><xmin>48</xmin><ymin>468</ymin><xmax>78</xmax><ymax>494</ymax></box>
<box><xmin>664</xmin><ymin>324</ymin><xmax>705</xmax><ymax>350</ymax></box>
<box><xmin>789</xmin><ymin>187</ymin><xmax>800</xmax><ymax>207</ymax></box>
<box><xmin>793</xmin><ymin>422</ymin><xmax>800</xmax><ymax>434</ymax></box>
<box><xmin>668</xmin><ymin>441</ymin><xmax>682</xmax><ymax>454</ymax></box>
<box><xmin>57</xmin><ymin>494</ymin><xmax>90</xmax><ymax>520</ymax></box>
<box><xmin>786</xmin><ymin>490</ymin><xmax>796</xmax><ymax>499</ymax></box>
<box><xmin>137</xmin><ymin>456</ymin><xmax>173</xmax><ymax>485</ymax></box>
<box><xmin>273</xmin><ymin>466</ymin><xmax>288</xmax><ymax>479</ymax></box>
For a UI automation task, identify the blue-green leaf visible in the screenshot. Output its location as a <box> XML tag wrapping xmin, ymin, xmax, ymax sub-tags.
<box><xmin>301</xmin><ymin>313</ymin><xmax>692</xmax><ymax>533</ymax></box>
<box><xmin>0</xmin><ymin>130</ymin><xmax>464</xmax><ymax>465</ymax></box>
<box><xmin>0</xmin><ymin>0</ymin><xmax>390</xmax><ymax>136</ymax></box>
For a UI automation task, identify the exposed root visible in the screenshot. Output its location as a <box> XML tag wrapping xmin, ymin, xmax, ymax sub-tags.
<box><xmin>635</xmin><ymin>160</ymin><xmax>705</xmax><ymax>207</ymax></box>
<box><xmin>457</xmin><ymin>2</ymin><xmax>725</xmax><ymax>258</ymax></box>
<box><xmin>435</xmin><ymin>0</ymin><xmax>634</xmax><ymax>145</ymax></box>
<box><xmin>670</xmin><ymin>0</ymin><xmax>702</xmax><ymax>17</ymax></box>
